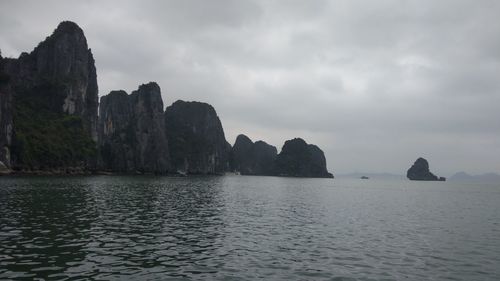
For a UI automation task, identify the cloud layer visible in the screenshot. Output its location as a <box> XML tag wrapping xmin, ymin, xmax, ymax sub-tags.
<box><xmin>1</xmin><ymin>0</ymin><xmax>499</xmax><ymax>175</ymax></box>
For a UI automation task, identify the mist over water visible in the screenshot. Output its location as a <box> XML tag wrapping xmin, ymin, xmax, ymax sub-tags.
<box><xmin>1</xmin><ymin>176</ymin><xmax>500</xmax><ymax>280</ymax></box>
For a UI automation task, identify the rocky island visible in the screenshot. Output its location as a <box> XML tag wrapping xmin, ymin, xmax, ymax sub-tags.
<box><xmin>274</xmin><ymin>138</ymin><xmax>334</xmax><ymax>178</ymax></box>
<box><xmin>230</xmin><ymin>134</ymin><xmax>277</xmax><ymax>176</ymax></box>
<box><xmin>407</xmin><ymin>157</ymin><xmax>445</xmax><ymax>181</ymax></box>
<box><xmin>0</xmin><ymin>21</ymin><xmax>334</xmax><ymax>178</ymax></box>
<box><xmin>165</xmin><ymin>100</ymin><xmax>230</xmax><ymax>175</ymax></box>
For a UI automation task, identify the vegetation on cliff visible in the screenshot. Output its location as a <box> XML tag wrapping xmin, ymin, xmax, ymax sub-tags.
<box><xmin>12</xmin><ymin>90</ymin><xmax>96</xmax><ymax>170</ymax></box>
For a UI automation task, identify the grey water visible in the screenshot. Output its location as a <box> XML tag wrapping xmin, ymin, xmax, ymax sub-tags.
<box><xmin>1</xmin><ymin>176</ymin><xmax>500</xmax><ymax>280</ymax></box>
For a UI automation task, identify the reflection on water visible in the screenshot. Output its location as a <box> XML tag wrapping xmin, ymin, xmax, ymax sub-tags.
<box><xmin>1</xmin><ymin>176</ymin><xmax>500</xmax><ymax>280</ymax></box>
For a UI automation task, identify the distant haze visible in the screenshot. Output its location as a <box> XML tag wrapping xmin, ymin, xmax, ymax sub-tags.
<box><xmin>1</xmin><ymin>1</ymin><xmax>499</xmax><ymax>176</ymax></box>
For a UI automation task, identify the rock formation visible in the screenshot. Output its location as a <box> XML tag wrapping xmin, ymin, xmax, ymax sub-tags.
<box><xmin>407</xmin><ymin>157</ymin><xmax>445</xmax><ymax>181</ymax></box>
<box><xmin>230</xmin><ymin>134</ymin><xmax>253</xmax><ymax>173</ymax></box>
<box><xmin>4</xmin><ymin>21</ymin><xmax>98</xmax><ymax>139</ymax></box>
<box><xmin>165</xmin><ymin>100</ymin><xmax>229</xmax><ymax>174</ymax></box>
<box><xmin>230</xmin><ymin>134</ymin><xmax>277</xmax><ymax>175</ymax></box>
<box><xmin>274</xmin><ymin>138</ymin><xmax>334</xmax><ymax>178</ymax></box>
<box><xmin>1</xmin><ymin>21</ymin><xmax>99</xmax><ymax>170</ymax></box>
<box><xmin>0</xmin><ymin>53</ymin><xmax>13</xmax><ymax>169</ymax></box>
<box><xmin>1</xmin><ymin>21</ymin><xmax>338</xmax><ymax>177</ymax></box>
<box><xmin>98</xmin><ymin>82</ymin><xmax>170</xmax><ymax>174</ymax></box>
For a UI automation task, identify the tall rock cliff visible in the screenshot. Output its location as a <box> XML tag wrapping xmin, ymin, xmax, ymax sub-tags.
<box><xmin>5</xmin><ymin>21</ymin><xmax>98</xmax><ymax>139</ymax></box>
<box><xmin>2</xmin><ymin>21</ymin><xmax>99</xmax><ymax>170</ymax></box>
<box><xmin>98</xmin><ymin>82</ymin><xmax>170</xmax><ymax>174</ymax></box>
<box><xmin>165</xmin><ymin>100</ymin><xmax>229</xmax><ymax>174</ymax></box>
<box><xmin>407</xmin><ymin>157</ymin><xmax>445</xmax><ymax>181</ymax></box>
<box><xmin>0</xmin><ymin>54</ymin><xmax>13</xmax><ymax>168</ymax></box>
<box><xmin>230</xmin><ymin>134</ymin><xmax>277</xmax><ymax>175</ymax></box>
<box><xmin>274</xmin><ymin>138</ymin><xmax>334</xmax><ymax>178</ymax></box>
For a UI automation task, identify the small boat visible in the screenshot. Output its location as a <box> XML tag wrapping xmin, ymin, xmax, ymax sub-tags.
<box><xmin>360</xmin><ymin>176</ymin><xmax>369</xmax><ymax>179</ymax></box>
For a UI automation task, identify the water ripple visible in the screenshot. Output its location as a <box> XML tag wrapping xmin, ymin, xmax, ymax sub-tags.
<box><xmin>0</xmin><ymin>176</ymin><xmax>500</xmax><ymax>280</ymax></box>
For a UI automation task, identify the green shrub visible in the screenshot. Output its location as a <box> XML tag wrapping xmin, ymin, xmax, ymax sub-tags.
<box><xmin>12</xmin><ymin>94</ymin><xmax>96</xmax><ymax>170</ymax></box>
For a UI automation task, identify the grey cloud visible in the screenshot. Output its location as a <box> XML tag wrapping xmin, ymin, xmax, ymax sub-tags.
<box><xmin>133</xmin><ymin>0</ymin><xmax>263</xmax><ymax>31</ymax></box>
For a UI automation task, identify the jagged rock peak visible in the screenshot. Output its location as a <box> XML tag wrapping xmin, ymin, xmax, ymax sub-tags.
<box><xmin>98</xmin><ymin>82</ymin><xmax>170</xmax><ymax>174</ymax></box>
<box><xmin>274</xmin><ymin>138</ymin><xmax>333</xmax><ymax>178</ymax></box>
<box><xmin>30</xmin><ymin>21</ymin><xmax>87</xmax><ymax>56</ymax></box>
<box><xmin>53</xmin><ymin>21</ymin><xmax>85</xmax><ymax>35</ymax></box>
<box><xmin>235</xmin><ymin>134</ymin><xmax>253</xmax><ymax>146</ymax></box>
<box><xmin>33</xmin><ymin>20</ymin><xmax>90</xmax><ymax>58</ymax></box>
<box><xmin>282</xmin><ymin>138</ymin><xmax>308</xmax><ymax>152</ymax></box>
<box><xmin>231</xmin><ymin>134</ymin><xmax>254</xmax><ymax>160</ymax></box>
<box><xmin>130</xmin><ymin>82</ymin><xmax>163</xmax><ymax>110</ymax></box>
<box><xmin>137</xmin><ymin>81</ymin><xmax>161</xmax><ymax>92</ymax></box>
<box><xmin>407</xmin><ymin>157</ymin><xmax>445</xmax><ymax>181</ymax></box>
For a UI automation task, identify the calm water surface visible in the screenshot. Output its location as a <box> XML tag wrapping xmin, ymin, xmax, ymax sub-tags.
<box><xmin>0</xmin><ymin>175</ymin><xmax>499</xmax><ymax>280</ymax></box>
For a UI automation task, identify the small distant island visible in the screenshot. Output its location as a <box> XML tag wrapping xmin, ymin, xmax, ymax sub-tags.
<box><xmin>0</xmin><ymin>21</ymin><xmax>334</xmax><ymax>178</ymax></box>
<box><xmin>449</xmin><ymin>172</ymin><xmax>500</xmax><ymax>183</ymax></box>
<box><xmin>407</xmin><ymin>157</ymin><xmax>446</xmax><ymax>181</ymax></box>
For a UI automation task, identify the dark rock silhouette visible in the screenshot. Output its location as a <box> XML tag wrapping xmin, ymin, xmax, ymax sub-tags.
<box><xmin>1</xmin><ymin>21</ymin><xmax>98</xmax><ymax>171</ymax></box>
<box><xmin>230</xmin><ymin>134</ymin><xmax>277</xmax><ymax>175</ymax></box>
<box><xmin>0</xmin><ymin>53</ymin><xmax>13</xmax><ymax>169</ymax></box>
<box><xmin>407</xmin><ymin>157</ymin><xmax>445</xmax><ymax>181</ymax></box>
<box><xmin>4</xmin><ymin>21</ymin><xmax>98</xmax><ymax>139</ymax></box>
<box><xmin>0</xmin><ymin>21</ymin><xmax>337</xmax><ymax>177</ymax></box>
<box><xmin>230</xmin><ymin>134</ymin><xmax>253</xmax><ymax>172</ymax></box>
<box><xmin>98</xmin><ymin>82</ymin><xmax>170</xmax><ymax>174</ymax></box>
<box><xmin>165</xmin><ymin>100</ymin><xmax>229</xmax><ymax>175</ymax></box>
<box><xmin>274</xmin><ymin>138</ymin><xmax>333</xmax><ymax>178</ymax></box>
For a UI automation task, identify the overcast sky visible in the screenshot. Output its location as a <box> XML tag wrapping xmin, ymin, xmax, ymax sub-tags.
<box><xmin>1</xmin><ymin>0</ymin><xmax>499</xmax><ymax>175</ymax></box>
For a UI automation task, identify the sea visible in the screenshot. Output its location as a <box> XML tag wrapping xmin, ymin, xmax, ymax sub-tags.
<box><xmin>1</xmin><ymin>175</ymin><xmax>499</xmax><ymax>280</ymax></box>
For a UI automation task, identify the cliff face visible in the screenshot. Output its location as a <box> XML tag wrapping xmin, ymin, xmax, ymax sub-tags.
<box><xmin>2</xmin><ymin>21</ymin><xmax>98</xmax><ymax>170</ymax></box>
<box><xmin>5</xmin><ymin>21</ymin><xmax>98</xmax><ymax>139</ymax></box>
<box><xmin>0</xmin><ymin>55</ymin><xmax>13</xmax><ymax>168</ymax></box>
<box><xmin>230</xmin><ymin>134</ymin><xmax>277</xmax><ymax>175</ymax></box>
<box><xmin>407</xmin><ymin>157</ymin><xmax>445</xmax><ymax>181</ymax></box>
<box><xmin>35</xmin><ymin>21</ymin><xmax>98</xmax><ymax>139</ymax></box>
<box><xmin>98</xmin><ymin>82</ymin><xmax>170</xmax><ymax>174</ymax></box>
<box><xmin>274</xmin><ymin>138</ymin><xmax>334</xmax><ymax>178</ymax></box>
<box><xmin>165</xmin><ymin>100</ymin><xmax>229</xmax><ymax>174</ymax></box>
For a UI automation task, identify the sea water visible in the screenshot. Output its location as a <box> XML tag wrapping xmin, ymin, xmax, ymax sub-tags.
<box><xmin>1</xmin><ymin>175</ymin><xmax>499</xmax><ymax>280</ymax></box>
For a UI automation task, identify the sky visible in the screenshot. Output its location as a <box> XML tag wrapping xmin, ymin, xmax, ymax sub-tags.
<box><xmin>1</xmin><ymin>0</ymin><xmax>499</xmax><ymax>176</ymax></box>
